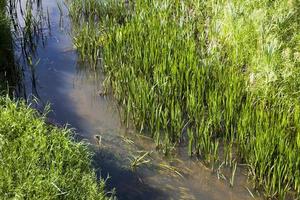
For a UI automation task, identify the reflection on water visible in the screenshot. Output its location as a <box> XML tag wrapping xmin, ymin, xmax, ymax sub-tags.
<box><xmin>14</xmin><ymin>0</ymin><xmax>258</xmax><ymax>199</ymax></box>
<box><xmin>5</xmin><ymin>0</ymin><xmax>51</xmax><ymax>98</ymax></box>
<box><xmin>0</xmin><ymin>1</ymin><xmax>20</xmax><ymax>94</ymax></box>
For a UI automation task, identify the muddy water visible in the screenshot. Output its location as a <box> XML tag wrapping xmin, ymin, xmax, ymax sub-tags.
<box><xmin>17</xmin><ymin>1</ymin><xmax>257</xmax><ymax>199</ymax></box>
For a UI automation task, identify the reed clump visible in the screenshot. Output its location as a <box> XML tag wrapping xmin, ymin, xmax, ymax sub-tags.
<box><xmin>69</xmin><ymin>0</ymin><xmax>300</xmax><ymax>198</ymax></box>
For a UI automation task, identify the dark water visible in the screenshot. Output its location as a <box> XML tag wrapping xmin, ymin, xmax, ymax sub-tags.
<box><xmin>15</xmin><ymin>1</ymin><xmax>258</xmax><ymax>199</ymax></box>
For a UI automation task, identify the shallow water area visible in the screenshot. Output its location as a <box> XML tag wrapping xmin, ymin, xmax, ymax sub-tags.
<box><xmin>15</xmin><ymin>0</ymin><xmax>259</xmax><ymax>199</ymax></box>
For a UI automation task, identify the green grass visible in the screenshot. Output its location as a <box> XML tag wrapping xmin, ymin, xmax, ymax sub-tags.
<box><xmin>0</xmin><ymin>96</ymin><xmax>111</xmax><ymax>199</ymax></box>
<box><xmin>69</xmin><ymin>0</ymin><xmax>300</xmax><ymax>199</ymax></box>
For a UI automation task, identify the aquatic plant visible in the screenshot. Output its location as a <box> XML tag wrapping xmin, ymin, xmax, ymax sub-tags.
<box><xmin>69</xmin><ymin>0</ymin><xmax>300</xmax><ymax>198</ymax></box>
<box><xmin>129</xmin><ymin>151</ymin><xmax>151</xmax><ymax>171</ymax></box>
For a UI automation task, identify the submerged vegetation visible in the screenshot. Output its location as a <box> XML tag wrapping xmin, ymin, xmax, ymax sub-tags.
<box><xmin>70</xmin><ymin>0</ymin><xmax>300</xmax><ymax>199</ymax></box>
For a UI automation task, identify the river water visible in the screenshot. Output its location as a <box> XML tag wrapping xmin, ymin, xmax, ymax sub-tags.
<box><xmin>15</xmin><ymin>0</ymin><xmax>257</xmax><ymax>199</ymax></box>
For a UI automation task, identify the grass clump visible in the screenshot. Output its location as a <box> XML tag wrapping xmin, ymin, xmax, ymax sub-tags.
<box><xmin>69</xmin><ymin>0</ymin><xmax>300</xmax><ymax>198</ymax></box>
<box><xmin>0</xmin><ymin>96</ymin><xmax>111</xmax><ymax>200</ymax></box>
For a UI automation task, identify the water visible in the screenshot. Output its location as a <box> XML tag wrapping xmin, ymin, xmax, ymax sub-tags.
<box><xmin>15</xmin><ymin>0</ymin><xmax>258</xmax><ymax>199</ymax></box>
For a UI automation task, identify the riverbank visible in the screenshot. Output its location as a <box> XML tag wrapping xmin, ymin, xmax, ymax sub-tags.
<box><xmin>2</xmin><ymin>0</ymin><xmax>299</xmax><ymax>199</ymax></box>
<box><xmin>0</xmin><ymin>1</ymin><xmax>111</xmax><ymax>199</ymax></box>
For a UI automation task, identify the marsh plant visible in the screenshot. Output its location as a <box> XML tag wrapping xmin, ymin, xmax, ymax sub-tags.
<box><xmin>69</xmin><ymin>0</ymin><xmax>300</xmax><ymax>199</ymax></box>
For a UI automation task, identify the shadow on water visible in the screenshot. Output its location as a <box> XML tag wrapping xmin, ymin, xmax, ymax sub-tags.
<box><xmin>7</xmin><ymin>0</ymin><xmax>87</xmax><ymax>132</ymax></box>
<box><xmin>0</xmin><ymin>0</ymin><xmax>20</xmax><ymax>94</ymax></box>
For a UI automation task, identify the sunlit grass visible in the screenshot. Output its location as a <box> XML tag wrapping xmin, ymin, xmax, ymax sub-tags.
<box><xmin>69</xmin><ymin>0</ymin><xmax>300</xmax><ymax>198</ymax></box>
<box><xmin>0</xmin><ymin>96</ymin><xmax>112</xmax><ymax>199</ymax></box>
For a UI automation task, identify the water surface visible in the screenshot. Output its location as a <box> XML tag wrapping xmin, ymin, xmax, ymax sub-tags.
<box><xmin>16</xmin><ymin>1</ymin><xmax>257</xmax><ymax>199</ymax></box>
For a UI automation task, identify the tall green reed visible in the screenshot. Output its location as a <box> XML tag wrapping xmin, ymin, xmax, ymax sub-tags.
<box><xmin>69</xmin><ymin>0</ymin><xmax>300</xmax><ymax>198</ymax></box>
